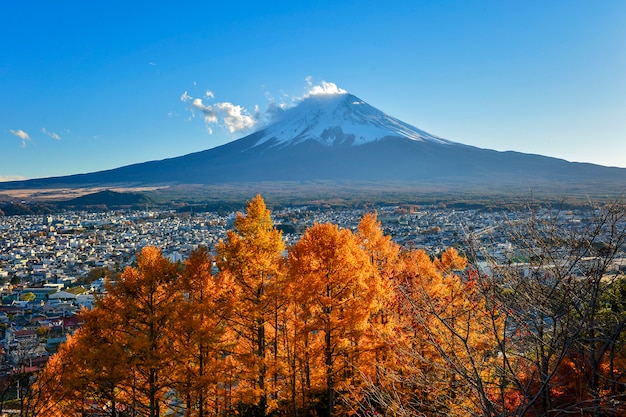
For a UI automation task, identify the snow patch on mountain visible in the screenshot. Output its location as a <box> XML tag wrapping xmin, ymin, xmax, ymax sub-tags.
<box><xmin>254</xmin><ymin>92</ymin><xmax>454</xmax><ymax>148</ymax></box>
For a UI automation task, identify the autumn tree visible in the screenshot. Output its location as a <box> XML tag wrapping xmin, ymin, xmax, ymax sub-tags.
<box><xmin>356</xmin><ymin>212</ymin><xmax>401</xmax><ymax>281</ymax></box>
<box><xmin>288</xmin><ymin>222</ymin><xmax>381</xmax><ymax>416</ymax></box>
<box><xmin>360</xmin><ymin>246</ymin><xmax>503</xmax><ymax>416</ymax></box>
<box><xmin>29</xmin><ymin>246</ymin><xmax>237</xmax><ymax>417</ymax></box>
<box><xmin>23</xmin><ymin>313</ymin><xmax>131</xmax><ymax>417</ymax></box>
<box><xmin>215</xmin><ymin>195</ymin><xmax>285</xmax><ymax>415</ymax></box>
<box><xmin>172</xmin><ymin>246</ymin><xmax>235</xmax><ymax>417</ymax></box>
<box><xmin>21</xmin><ymin>292</ymin><xmax>36</xmax><ymax>302</ymax></box>
<box><xmin>25</xmin><ymin>247</ymin><xmax>181</xmax><ymax>417</ymax></box>
<box><xmin>70</xmin><ymin>310</ymin><xmax>130</xmax><ymax>416</ymax></box>
<box><xmin>20</xmin><ymin>343</ymin><xmax>72</xmax><ymax>417</ymax></box>
<box><xmin>355</xmin><ymin>212</ymin><xmax>401</xmax><ymax>382</ymax></box>
<box><xmin>97</xmin><ymin>245</ymin><xmax>181</xmax><ymax>417</ymax></box>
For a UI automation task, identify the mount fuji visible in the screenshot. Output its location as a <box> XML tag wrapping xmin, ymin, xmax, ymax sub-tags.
<box><xmin>2</xmin><ymin>91</ymin><xmax>626</xmax><ymax>195</ymax></box>
<box><xmin>253</xmin><ymin>92</ymin><xmax>454</xmax><ymax>148</ymax></box>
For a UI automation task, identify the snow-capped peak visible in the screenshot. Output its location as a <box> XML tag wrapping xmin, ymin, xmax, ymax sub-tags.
<box><xmin>254</xmin><ymin>92</ymin><xmax>453</xmax><ymax>148</ymax></box>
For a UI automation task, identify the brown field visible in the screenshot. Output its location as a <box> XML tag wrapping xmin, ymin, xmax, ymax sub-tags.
<box><xmin>0</xmin><ymin>186</ymin><xmax>165</xmax><ymax>202</ymax></box>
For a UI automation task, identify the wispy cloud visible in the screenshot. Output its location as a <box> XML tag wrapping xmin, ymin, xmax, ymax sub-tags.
<box><xmin>191</xmin><ymin>98</ymin><xmax>218</xmax><ymax>124</ymax></box>
<box><xmin>42</xmin><ymin>128</ymin><xmax>61</xmax><ymax>140</ymax></box>
<box><xmin>181</xmin><ymin>91</ymin><xmax>192</xmax><ymax>103</ymax></box>
<box><xmin>10</xmin><ymin>129</ymin><xmax>31</xmax><ymax>147</ymax></box>
<box><xmin>182</xmin><ymin>91</ymin><xmax>259</xmax><ymax>134</ymax></box>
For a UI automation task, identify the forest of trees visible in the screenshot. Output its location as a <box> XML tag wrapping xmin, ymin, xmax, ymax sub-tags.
<box><xmin>14</xmin><ymin>195</ymin><xmax>626</xmax><ymax>416</ymax></box>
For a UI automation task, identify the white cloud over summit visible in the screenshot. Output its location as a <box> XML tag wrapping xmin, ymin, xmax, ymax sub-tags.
<box><xmin>181</xmin><ymin>78</ymin><xmax>348</xmax><ymax>136</ymax></box>
<box><xmin>261</xmin><ymin>78</ymin><xmax>349</xmax><ymax>124</ymax></box>
<box><xmin>304</xmin><ymin>78</ymin><xmax>347</xmax><ymax>97</ymax></box>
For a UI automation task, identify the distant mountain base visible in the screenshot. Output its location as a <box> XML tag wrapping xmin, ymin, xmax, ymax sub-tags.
<box><xmin>2</xmin><ymin>180</ymin><xmax>620</xmax><ymax>213</ymax></box>
<box><xmin>145</xmin><ymin>180</ymin><xmax>625</xmax><ymax>208</ymax></box>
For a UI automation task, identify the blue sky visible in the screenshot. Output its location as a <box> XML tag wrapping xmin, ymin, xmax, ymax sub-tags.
<box><xmin>2</xmin><ymin>1</ymin><xmax>625</xmax><ymax>180</ymax></box>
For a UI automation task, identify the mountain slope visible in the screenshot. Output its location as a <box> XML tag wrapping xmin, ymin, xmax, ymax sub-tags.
<box><xmin>1</xmin><ymin>92</ymin><xmax>625</xmax><ymax>194</ymax></box>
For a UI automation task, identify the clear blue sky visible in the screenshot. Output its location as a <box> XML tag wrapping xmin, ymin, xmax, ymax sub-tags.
<box><xmin>2</xmin><ymin>1</ymin><xmax>625</xmax><ymax>180</ymax></box>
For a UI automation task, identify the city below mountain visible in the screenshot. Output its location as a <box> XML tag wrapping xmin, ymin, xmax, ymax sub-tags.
<box><xmin>2</xmin><ymin>91</ymin><xmax>625</xmax><ymax>199</ymax></box>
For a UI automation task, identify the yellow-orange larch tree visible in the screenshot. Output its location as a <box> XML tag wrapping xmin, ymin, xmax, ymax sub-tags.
<box><xmin>287</xmin><ymin>222</ymin><xmax>379</xmax><ymax>416</ymax></box>
<box><xmin>172</xmin><ymin>246</ymin><xmax>236</xmax><ymax>417</ymax></box>
<box><xmin>215</xmin><ymin>195</ymin><xmax>285</xmax><ymax>415</ymax></box>
<box><xmin>367</xmin><ymin>247</ymin><xmax>500</xmax><ymax>416</ymax></box>
<box><xmin>355</xmin><ymin>212</ymin><xmax>402</xmax><ymax>384</ymax></box>
<box><xmin>98</xmin><ymin>246</ymin><xmax>181</xmax><ymax>417</ymax></box>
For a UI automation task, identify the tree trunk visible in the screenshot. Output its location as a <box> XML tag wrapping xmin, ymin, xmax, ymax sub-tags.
<box><xmin>325</xmin><ymin>320</ymin><xmax>334</xmax><ymax>416</ymax></box>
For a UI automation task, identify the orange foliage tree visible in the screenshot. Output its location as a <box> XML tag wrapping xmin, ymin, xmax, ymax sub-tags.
<box><xmin>288</xmin><ymin>221</ymin><xmax>386</xmax><ymax>416</ymax></box>
<box><xmin>215</xmin><ymin>194</ymin><xmax>286</xmax><ymax>415</ymax></box>
<box><xmin>21</xmin><ymin>334</ymin><xmax>81</xmax><ymax>417</ymax></box>
<box><xmin>354</xmin><ymin>213</ymin><xmax>401</xmax><ymax>387</ymax></box>
<box><xmin>97</xmin><ymin>246</ymin><xmax>181</xmax><ymax>417</ymax></box>
<box><xmin>172</xmin><ymin>246</ymin><xmax>236</xmax><ymax>417</ymax></box>
<box><xmin>362</xmin><ymin>247</ymin><xmax>502</xmax><ymax>417</ymax></box>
